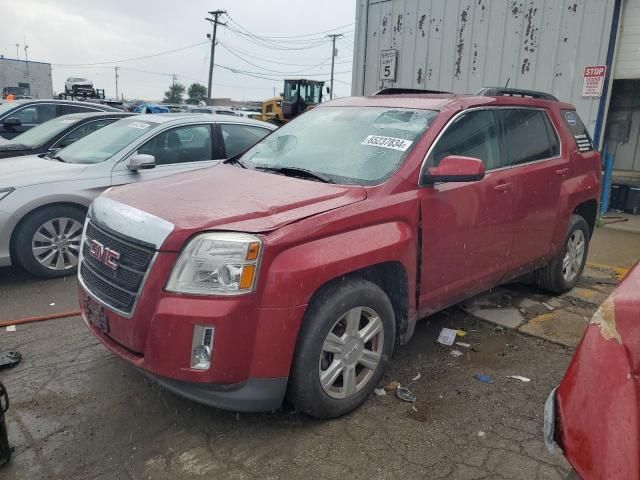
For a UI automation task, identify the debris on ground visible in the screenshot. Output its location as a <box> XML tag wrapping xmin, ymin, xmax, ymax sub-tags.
<box><xmin>455</xmin><ymin>342</ymin><xmax>471</xmax><ymax>348</ymax></box>
<box><xmin>384</xmin><ymin>381</ymin><xmax>401</xmax><ymax>391</ymax></box>
<box><xmin>411</xmin><ymin>373</ymin><xmax>421</xmax><ymax>382</ymax></box>
<box><xmin>4</xmin><ymin>326</ymin><xmax>15</xmax><ymax>332</ymax></box>
<box><xmin>396</xmin><ymin>386</ymin><xmax>416</xmax><ymax>403</ymax></box>
<box><xmin>450</xmin><ymin>349</ymin><xmax>463</xmax><ymax>358</ymax></box>
<box><xmin>456</xmin><ymin>329</ymin><xmax>467</xmax><ymax>337</ymax></box>
<box><xmin>437</xmin><ymin>328</ymin><xmax>457</xmax><ymax>346</ymax></box>
<box><xmin>542</xmin><ymin>302</ymin><xmax>554</xmax><ymax>311</ymax></box>
<box><xmin>478</xmin><ymin>431</ymin><xmax>486</xmax><ymax>437</ymax></box>
<box><xmin>507</xmin><ymin>375</ymin><xmax>531</xmax><ymax>383</ymax></box>
<box><xmin>473</xmin><ymin>374</ymin><xmax>494</xmax><ymax>384</ymax></box>
<box><xmin>0</xmin><ymin>352</ymin><xmax>21</xmax><ymax>370</ymax></box>
<box><xmin>49</xmin><ymin>302</ymin><xmax>56</xmax><ymax>307</ymax></box>
<box><xmin>374</xmin><ymin>388</ymin><xmax>386</xmax><ymax>397</ymax></box>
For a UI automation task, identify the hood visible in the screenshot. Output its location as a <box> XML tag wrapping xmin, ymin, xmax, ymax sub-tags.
<box><xmin>0</xmin><ymin>154</ymin><xmax>93</xmax><ymax>189</ymax></box>
<box><xmin>105</xmin><ymin>163</ymin><xmax>367</xmax><ymax>250</ymax></box>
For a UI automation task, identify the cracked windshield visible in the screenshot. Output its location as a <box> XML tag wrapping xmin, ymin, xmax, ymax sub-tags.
<box><xmin>0</xmin><ymin>1</ymin><xmax>638</xmax><ymax>479</ymax></box>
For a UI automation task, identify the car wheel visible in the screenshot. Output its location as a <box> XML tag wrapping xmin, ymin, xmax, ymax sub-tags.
<box><xmin>288</xmin><ymin>278</ymin><xmax>395</xmax><ymax>418</ymax></box>
<box><xmin>13</xmin><ymin>205</ymin><xmax>86</xmax><ymax>278</ymax></box>
<box><xmin>535</xmin><ymin>215</ymin><xmax>590</xmax><ymax>294</ymax></box>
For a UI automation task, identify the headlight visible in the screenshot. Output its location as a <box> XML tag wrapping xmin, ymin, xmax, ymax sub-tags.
<box><xmin>0</xmin><ymin>188</ymin><xmax>14</xmax><ymax>201</ymax></box>
<box><xmin>166</xmin><ymin>232</ymin><xmax>262</xmax><ymax>295</ymax></box>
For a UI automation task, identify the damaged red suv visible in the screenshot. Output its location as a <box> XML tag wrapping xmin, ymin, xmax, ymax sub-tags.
<box><xmin>78</xmin><ymin>88</ymin><xmax>601</xmax><ymax>418</ymax></box>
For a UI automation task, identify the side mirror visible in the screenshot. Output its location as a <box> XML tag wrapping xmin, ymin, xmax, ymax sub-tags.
<box><xmin>127</xmin><ymin>153</ymin><xmax>156</xmax><ymax>171</ymax></box>
<box><xmin>326</xmin><ymin>86</ymin><xmax>331</xmax><ymax>94</ymax></box>
<box><xmin>421</xmin><ymin>155</ymin><xmax>485</xmax><ymax>185</ymax></box>
<box><xmin>3</xmin><ymin>117</ymin><xmax>21</xmax><ymax>128</ymax></box>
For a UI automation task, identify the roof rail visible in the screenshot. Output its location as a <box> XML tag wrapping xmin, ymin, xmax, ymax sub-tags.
<box><xmin>373</xmin><ymin>87</ymin><xmax>452</xmax><ymax>96</ymax></box>
<box><xmin>474</xmin><ymin>87</ymin><xmax>558</xmax><ymax>101</ymax></box>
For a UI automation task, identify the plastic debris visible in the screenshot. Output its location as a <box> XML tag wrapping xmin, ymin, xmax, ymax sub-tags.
<box><xmin>384</xmin><ymin>381</ymin><xmax>401</xmax><ymax>391</ymax></box>
<box><xmin>5</xmin><ymin>326</ymin><xmax>15</xmax><ymax>332</ymax></box>
<box><xmin>478</xmin><ymin>431</ymin><xmax>486</xmax><ymax>437</ymax></box>
<box><xmin>411</xmin><ymin>373</ymin><xmax>421</xmax><ymax>382</ymax></box>
<box><xmin>542</xmin><ymin>302</ymin><xmax>554</xmax><ymax>311</ymax></box>
<box><xmin>396</xmin><ymin>386</ymin><xmax>416</xmax><ymax>403</ymax></box>
<box><xmin>456</xmin><ymin>329</ymin><xmax>467</xmax><ymax>337</ymax></box>
<box><xmin>437</xmin><ymin>328</ymin><xmax>457</xmax><ymax>346</ymax></box>
<box><xmin>455</xmin><ymin>342</ymin><xmax>471</xmax><ymax>348</ymax></box>
<box><xmin>450</xmin><ymin>349</ymin><xmax>463</xmax><ymax>357</ymax></box>
<box><xmin>0</xmin><ymin>352</ymin><xmax>21</xmax><ymax>370</ymax></box>
<box><xmin>374</xmin><ymin>388</ymin><xmax>386</xmax><ymax>397</ymax></box>
<box><xmin>49</xmin><ymin>302</ymin><xmax>56</xmax><ymax>307</ymax></box>
<box><xmin>473</xmin><ymin>374</ymin><xmax>494</xmax><ymax>384</ymax></box>
<box><xmin>507</xmin><ymin>375</ymin><xmax>531</xmax><ymax>382</ymax></box>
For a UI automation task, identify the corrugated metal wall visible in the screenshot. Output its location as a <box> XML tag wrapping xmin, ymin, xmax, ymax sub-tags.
<box><xmin>352</xmin><ymin>0</ymin><xmax>617</xmax><ymax>136</ymax></box>
<box><xmin>615</xmin><ymin>0</ymin><xmax>640</xmax><ymax>79</ymax></box>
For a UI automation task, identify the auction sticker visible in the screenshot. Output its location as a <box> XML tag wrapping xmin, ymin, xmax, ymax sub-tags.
<box><xmin>129</xmin><ymin>122</ymin><xmax>150</xmax><ymax>129</ymax></box>
<box><xmin>361</xmin><ymin>135</ymin><xmax>413</xmax><ymax>152</ymax></box>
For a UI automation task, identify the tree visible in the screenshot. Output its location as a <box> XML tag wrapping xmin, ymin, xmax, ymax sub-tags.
<box><xmin>163</xmin><ymin>82</ymin><xmax>186</xmax><ymax>104</ymax></box>
<box><xmin>187</xmin><ymin>83</ymin><xmax>208</xmax><ymax>105</ymax></box>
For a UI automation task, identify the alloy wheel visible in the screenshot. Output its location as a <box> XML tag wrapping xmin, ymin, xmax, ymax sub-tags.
<box><xmin>562</xmin><ymin>229</ymin><xmax>585</xmax><ymax>282</ymax></box>
<box><xmin>31</xmin><ymin>217</ymin><xmax>84</xmax><ymax>271</ymax></box>
<box><xmin>319</xmin><ymin>306</ymin><xmax>384</xmax><ymax>399</ymax></box>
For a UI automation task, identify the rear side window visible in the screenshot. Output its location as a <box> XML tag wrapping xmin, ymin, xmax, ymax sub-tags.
<box><xmin>498</xmin><ymin>109</ymin><xmax>559</xmax><ymax>166</ymax></box>
<box><xmin>61</xmin><ymin>105</ymin><xmax>99</xmax><ymax>115</ymax></box>
<box><xmin>561</xmin><ymin>110</ymin><xmax>593</xmax><ymax>152</ymax></box>
<box><xmin>220</xmin><ymin>124</ymin><xmax>271</xmax><ymax>158</ymax></box>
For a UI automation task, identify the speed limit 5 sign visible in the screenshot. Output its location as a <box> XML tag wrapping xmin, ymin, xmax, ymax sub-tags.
<box><xmin>379</xmin><ymin>49</ymin><xmax>397</xmax><ymax>81</ymax></box>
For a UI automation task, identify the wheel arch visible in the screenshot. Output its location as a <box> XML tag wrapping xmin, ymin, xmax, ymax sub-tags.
<box><xmin>573</xmin><ymin>199</ymin><xmax>598</xmax><ymax>238</ymax></box>
<box><xmin>304</xmin><ymin>261</ymin><xmax>411</xmax><ymax>346</ymax></box>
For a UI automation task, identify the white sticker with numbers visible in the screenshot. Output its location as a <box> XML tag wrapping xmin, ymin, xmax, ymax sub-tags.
<box><xmin>361</xmin><ymin>135</ymin><xmax>413</xmax><ymax>152</ymax></box>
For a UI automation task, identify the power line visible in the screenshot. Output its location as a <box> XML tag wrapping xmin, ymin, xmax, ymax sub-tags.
<box><xmin>225</xmin><ymin>17</ymin><xmax>354</xmax><ymax>40</ymax></box>
<box><xmin>219</xmin><ymin>41</ymin><xmax>352</xmax><ymax>66</ymax></box>
<box><xmin>52</xmin><ymin>41</ymin><xmax>209</xmax><ymax>67</ymax></box>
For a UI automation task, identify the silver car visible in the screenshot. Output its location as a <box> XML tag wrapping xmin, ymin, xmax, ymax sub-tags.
<box><xmin>0</xmin><ymin>113</ymin><xmax>276</xmax><ymax>278</ymax></box>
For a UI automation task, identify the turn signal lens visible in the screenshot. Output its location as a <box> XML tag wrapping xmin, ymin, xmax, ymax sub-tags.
<box><xmin>246</xmin><ymin>241</ymin><xmax>261</xmax><ymax>260</ymax></box>
<box><xmin>239</xmin><ymin>265</ymin><xmax>256</xmax><ymax>289</ymax></box>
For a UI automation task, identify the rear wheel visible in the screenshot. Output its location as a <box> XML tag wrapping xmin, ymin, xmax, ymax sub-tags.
<box><xmin>13</xmin><ymin>205</ymin><xmax>85</xmax><ymax>278</ymax></box>
<box><xmin>535</xmin><ymin>215</ymin><xmax>590</xmax><ymax>293</ymax></box>
<box><xmin>288</xmin><ymin>278</ymin><xmax>395</xmax><ymax>418</ymax></box>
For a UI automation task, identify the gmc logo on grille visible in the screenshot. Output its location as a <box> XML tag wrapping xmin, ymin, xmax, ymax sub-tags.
<box><xmin>88</xmin><ymin>239</ymin><xmax>120</xmax><ymax>271</ymax></box>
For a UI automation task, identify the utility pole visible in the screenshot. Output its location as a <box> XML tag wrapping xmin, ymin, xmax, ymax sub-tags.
<box><xmin>15</xmin><ymin>43</ymin><xmax>19</xmax><ymax>60</ymax></box>
<box><xmin>115</xmin><ymin>66</ymin><xmax>120</xmax><ymax>99</ymax></box>
<box><xmin>23</xmin><ymin>43</ymin><xmax>29</xmax><ymax>74</ymax></box>
<box><xmin>205</xmin><ymin>10</ymin><xmax>226</xmax><ymax>105</ymax></box>
<box><xmin>172</xmin><ymin>74</ymin><xmax>177</xmax><ymax>87</ymax></box>
<box><xmin>327</xmin><ymin>34</ymin><xmax>343</xmax><ymax>100</ymax></box>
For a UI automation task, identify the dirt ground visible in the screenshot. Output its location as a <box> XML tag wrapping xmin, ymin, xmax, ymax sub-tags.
<box><xmin>0</xmin><ymin>224</ymin><xmax>637</xmax><ymax>479</ymax></box>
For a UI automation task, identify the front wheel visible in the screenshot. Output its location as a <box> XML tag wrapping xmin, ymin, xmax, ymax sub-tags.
<box><xmin>288</xmin><ymin>278</ymin><xmax>395</xmax><ymax>418</ymax></box>
<box><xmin>13</xmin><ymin>206</ymin><xmax>86</xmax><ymax>278</ymax></box>
<box><xmin>535</xmin><ymin>215</ymin><xmax>590</xmax><ymax>293</ymax></box>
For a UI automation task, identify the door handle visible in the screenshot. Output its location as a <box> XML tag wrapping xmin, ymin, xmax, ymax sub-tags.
<box><xmin>556</xmin><ymin>167</ymin><xmax>569</xmax><ymax>176</ymax></box>
<box><xmin>493</xmin><ymin>182</ymin><xmax>511</xmax><ymax>192</ymax></box>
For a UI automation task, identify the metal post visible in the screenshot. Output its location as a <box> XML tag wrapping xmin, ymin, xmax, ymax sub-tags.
<box><xmin>115</xmin><ymin>66</ymin><xmax>120</xmax><ymax>99</ymax></box>
<box><xmin>205</xmin><ymin>10</ymin><xmax>226</xmax><ymax>106</ymax></box>
<box><xmin>327</xmin><ymin>34</ymin><xmax>343</xmax><ymax>100</ymax></box>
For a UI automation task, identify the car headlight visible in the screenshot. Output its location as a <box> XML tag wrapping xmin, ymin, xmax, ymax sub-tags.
<box><xmin>166</xmin><ymin>232</ymin><xmax>262</xmax><ymax>295</ymax></box>
<box><xmin>0</xmin><ymin>188</ymin><xmax>14</xmax><ymax>201</ymax></box>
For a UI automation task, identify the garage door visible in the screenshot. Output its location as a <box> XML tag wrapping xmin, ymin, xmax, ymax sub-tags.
<box><xmin>615</xmin><ymin>0</ymin><xmax>640</xmax><ymax>79</ymax></box>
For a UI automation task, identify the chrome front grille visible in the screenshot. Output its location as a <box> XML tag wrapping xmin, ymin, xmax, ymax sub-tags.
<box><xmin>79</xmin><ymin>220</ymin><xmax>155</xmax><ymax>315</ymax></box>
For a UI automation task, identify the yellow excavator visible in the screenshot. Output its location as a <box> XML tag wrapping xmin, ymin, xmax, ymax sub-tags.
<box><xmin>258</xmin><ymin>79</ymin><xmax>325</xmax><ymax>125</ymax></box>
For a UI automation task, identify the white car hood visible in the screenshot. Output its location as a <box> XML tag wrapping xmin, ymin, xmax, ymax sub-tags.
<box><xmin>0</xmin><ymin>154</ymin><xmax>95</xmax><ymax>189</ymax></box>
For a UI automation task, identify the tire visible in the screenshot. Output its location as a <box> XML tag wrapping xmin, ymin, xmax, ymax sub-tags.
<box><xmin>13</xmin><ymin>205</ymin><xmax>86</xmax><ymax>279</ymax></box>
<box><xmin>288</xmin><ymin>278</ymin><xmax>396</xmax><ymax>418</ymax></box>
<box><xmin>535</xmin><ymin>215</ymin><xmax>590</xmax><ymax>294</ymax></box>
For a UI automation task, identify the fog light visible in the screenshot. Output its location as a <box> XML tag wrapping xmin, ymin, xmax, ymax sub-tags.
<box><xmin>191</xmin><ymin>325</ymin><xmax>214</xmax><ymax>370</ymax></box>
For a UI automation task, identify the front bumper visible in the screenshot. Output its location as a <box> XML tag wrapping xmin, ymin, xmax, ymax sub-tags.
<box><xmin>139</xmin><ymin>369</ymin><xmax>287</xmax><ymax>412</ymax></box>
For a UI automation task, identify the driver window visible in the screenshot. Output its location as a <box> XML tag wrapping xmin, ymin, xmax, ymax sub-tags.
<box><xmin>427</xmin><ymin>110</ymin><xmax>500</xmax><ymax>170</ymax></box>
<box><xmin>138</xmin><ymin>125</ymin><xmax>213</xmax><ymax>165</ymax></box>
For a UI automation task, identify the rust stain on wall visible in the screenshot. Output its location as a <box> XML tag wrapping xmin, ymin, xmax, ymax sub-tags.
<box><xmin>418</xmin><ymin>14</ymin><xmax>426</xmax><ymax>37</ymax></box>
<box><xmin>417</xmin><ymin>67</ymin><xmax>423</xmax><ymax>84</ymax></box>
<box><xmin>454</xmin><ymin>7</ymin><xmax>470</xmax><ymax>79</ymax></box>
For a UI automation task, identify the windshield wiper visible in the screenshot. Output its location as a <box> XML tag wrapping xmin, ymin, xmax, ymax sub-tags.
<box><xmin>50</xmin><ymin>154</ymin><xmax>66</xmax><ymax>163</ymax></box>
<box><xmin>255</xmin><ymin>166</ymin><xmax>334</xmax><ymax>184</ymax></box>
<box><xmin>223</xmin><ymin>156</ymin><xmax>248</xmax><ymax>168</ymax></box>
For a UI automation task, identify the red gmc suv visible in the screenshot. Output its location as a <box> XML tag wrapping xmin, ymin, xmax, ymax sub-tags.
<box><xmin>78</xmin><ymin>88</ymin><xmax>601</xmax><ymax>418</ymax></box>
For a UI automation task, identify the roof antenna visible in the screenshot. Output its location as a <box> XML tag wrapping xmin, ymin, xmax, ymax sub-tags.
<box><xmin>504</xmin><ymin>77</ymin><xmax>511</xmax><ymax>88</ymax></box>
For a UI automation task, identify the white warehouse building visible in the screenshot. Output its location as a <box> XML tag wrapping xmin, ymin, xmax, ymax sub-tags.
<box><xmin>351</xmin><ymin>0</ymin><xmax>640</xmax><ymax>179</ymax></box>
<box><xmin>0</xmin><ymin>57</ymin><xmax>53</xmax><ymax>99</ymax></box>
